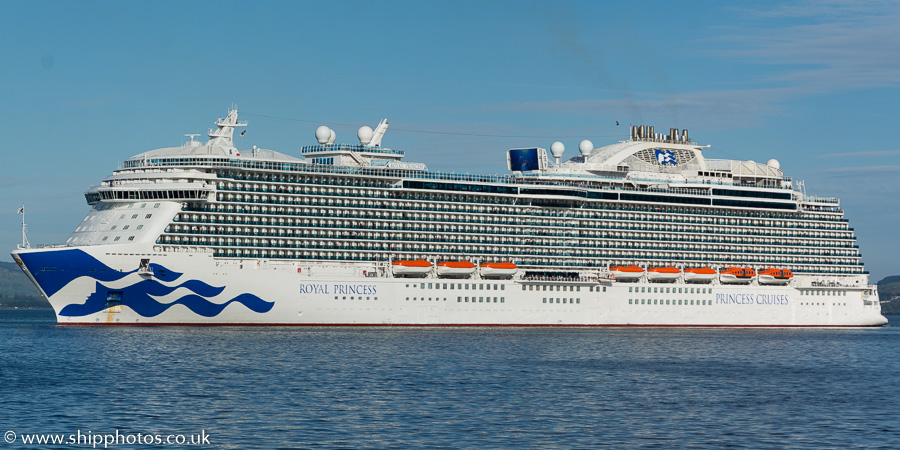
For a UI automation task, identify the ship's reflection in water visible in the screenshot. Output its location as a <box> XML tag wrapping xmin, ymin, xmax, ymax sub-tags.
<box><xmin>2</xmin><ymin>310</ymin><xmax>899</xmax><ymax>448</ymax></box>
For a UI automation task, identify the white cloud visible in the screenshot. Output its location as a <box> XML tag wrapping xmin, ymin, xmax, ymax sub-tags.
<box><xmin>717</xmin><ymin>1</ymin><xmax>900</xmax><ymax>91</ymax></box>
<box><xmin>816</xmin><ymin>150</ymin><xmax>900</xmax><ymax>158</ymax></box>
<box><xmin>484</xmin><ymin>88</ymin><xmax>789</xmax><ymax>129</ymax></box>
<box><xmin>809</xmin><ymin>165</ymin><xmax>900</xmax><ymax>175</ymax></box>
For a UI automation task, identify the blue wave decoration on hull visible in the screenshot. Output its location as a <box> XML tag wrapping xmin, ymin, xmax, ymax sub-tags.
<box><xmin>17</xmin><ymin>248</ymin><xmax>273</xmax><ymax>318</ymax></box>
<box><xmin>60</xmin><ymin>281</ymin><xmax>274</xmax><ymax>318</ymax></box>
<box><xmin>16</xmin><ymin>248</ymin><xmax>183</xmax><ymax>297</ymax></box>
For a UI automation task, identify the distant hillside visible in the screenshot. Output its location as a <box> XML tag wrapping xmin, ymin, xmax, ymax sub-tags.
<box><xmin>0</xmin><ymin>261</ymin><xmax>50</xmax><ymax>309</ymax></box>
<box><xmin>877</xmin><ymin>275</ymin><xmax>900</xmax><ymax>315</ymax></box>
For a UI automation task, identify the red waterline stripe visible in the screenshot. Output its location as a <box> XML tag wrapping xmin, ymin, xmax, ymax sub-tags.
<box><xmin>56</xmin><ymin>322</ymin><xmax>886</xmax><ymax>328</ymax></box>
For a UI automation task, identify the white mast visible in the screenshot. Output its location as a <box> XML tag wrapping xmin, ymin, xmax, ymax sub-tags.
<box><xmin>17</xmin><ymin>203</ymin><xmax>30</xmax><ymax>249</ymax></box>
<box><xmin>369</xmin><ymin>119</ymin><xmax>389</xmax><ymax>147</ymax></box>
<box><xmin>207</xmin><ymin>107</ymin><xmax>247</xmax><ymax>148</ymax></box>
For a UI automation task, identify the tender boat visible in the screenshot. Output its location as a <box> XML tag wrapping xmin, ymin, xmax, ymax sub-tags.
<box><xmin>719</xmin><ymin>267</ymin><xmax>756</xmax><ymax>285</ymax></box>
<box><xmin>683</xmin><ymin>267</ymin><xmax>716</xmax><ymax>283</ymax></box>
<box><xmin>391</xmin><ymin>259</ymin><xmax>433</xmax><ymax>277</ymax></box>
<box><xmin>647</xmin><ymin>266</ymin><xmax>681</xmax><ymax>283</ymax></box>
<box><xmin>610</xmin><ymin>265</ymin><xmax>645</xmax><ymax>282</ymax></box>
<box><xmin>436</xmin><ymin>260</ymin><xmax>476</xmax><ymax>278</ymax></box>
<box><xmin>758</xmin><ymin>268</ymin><xmax>793</xmax><ymax>285</ymax></box>
<box><xmin>479</xmin><ymin>262</ymin><xmax>517</xmax><ymax>279</ymax></box>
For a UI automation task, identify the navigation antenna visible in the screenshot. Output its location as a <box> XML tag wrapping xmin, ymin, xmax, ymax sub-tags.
<box><xmin>17</xmin><ymin>203</ymin><xmax>30</xmax><ymax>249</ymax></box>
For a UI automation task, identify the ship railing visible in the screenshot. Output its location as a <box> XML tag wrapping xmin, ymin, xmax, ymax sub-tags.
<box><xmin>801</xmin><ymin>196</ymin><xmax>840</xmax><ymax>204</ymax></box>
<box><xmin>126</xmin><ymin>156</ymin><xmax>804</xmax><ymax>195</ymax></box>
<box><xmin>300</xmin><ymin>144</ymin><xmax>405</xmax><ymax>156</ymax></box>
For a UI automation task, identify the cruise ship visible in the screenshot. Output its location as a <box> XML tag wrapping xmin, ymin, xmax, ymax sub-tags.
<box><xmin>11</xmin><ymin>108</ymin><xmax>887</xmax><ymax>326</ymax></box>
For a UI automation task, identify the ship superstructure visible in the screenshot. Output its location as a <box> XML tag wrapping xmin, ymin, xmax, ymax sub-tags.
<box><xmin>11</xmin><ymin>108</ymin><xmax>886</xmax><ymax>326</ymax></box>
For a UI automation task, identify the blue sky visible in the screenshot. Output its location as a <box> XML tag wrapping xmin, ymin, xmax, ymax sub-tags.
<box><xmin>2</xmin><ymin>0</ymin><xmax>898</xmax><ymax>280</ymax></box>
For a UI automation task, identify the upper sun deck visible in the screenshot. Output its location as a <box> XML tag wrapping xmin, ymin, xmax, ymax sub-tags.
<box><xmin>107</xmin><ymin>112</ymin><xmax>833</xmax><ymax>214</ymax></box>
<box><xmin>124</xmin><ymin>107</ymin><xmax>301</xmax><ymax>168</ymax></box>
<box><xmin>125</xmin><ymin>144</ymin><xmax>302</xmax><ymax>167</ymax></box>
<box><xmin>520</xmin><ymin>124</ymin><xmax>789</xmax><ymax>190</ymax></box>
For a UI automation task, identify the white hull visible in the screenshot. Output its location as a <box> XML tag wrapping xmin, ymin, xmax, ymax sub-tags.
<box><xmin>12</xmin><ymin>245</ymin><xmax>887</xmax><ymax>327</ymax></box>
<box><xmin>647</xmin><ymin>271</ymin><xmax>681</xmax><ymax>283</ymax></box>
<box><xmin>391</xmin><ymin>264</ymin><xmax>433</xmax><ymax>277</ymax></box>
<box><xmin>611</xmin><ymin>270</ymin><xmax>644</xmax><ymax>281</ymax></box>
<box><xmin>479</xmin><ymin>267</ymin><xmax>517</xmax><ymax>278</ymax></box>
<box><xmin>719</xmin><ymin>274</ymin><xmax>754</xmax><ymax>285</ymax></box>
<box><xmin>684</xmin><ymin>272</ymin><xmax>716</xmax><ymax>283</ymax></box>
<box><xmin>436</xmin><ymin>265</ymin><xmax>476</xmax><ymax>278</ymax></box>
<box><xmin>758</xmin><ymin>275</ymin><xmax>791</xmax><ymax>286</ymax></box>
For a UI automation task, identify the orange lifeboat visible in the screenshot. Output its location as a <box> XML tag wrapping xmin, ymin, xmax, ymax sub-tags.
<box><xmin>683</xmin><ymin>267</ymin><xmax>716</xmax><ymax>284</ymax></box>
<box><xmin>647</xmin><ymin>266</ymin><xmax>681</xmax><ymax>283</ymax></box>
<box><xmin>610</xmin><ymin>265</ymin><xmax>644</xmax><ymax>282</ymax></box>
<box><xmin>391</xmin><ymin>259</ymin><xmax>433</xmax><ymax>277</ymax></box>
<box><xmin>758</xmin><ymin>268</ymin><xmax>793</xmax><ymax>285</ymax></box>
<box><xmin>479</xmin><ymin>262</ymin><xmax>517</xmax><ymax>279</ymax></box>
<box><xmin>436</xmin><ymin>260</ymin><xmax>477</xmax><ymax>278</ymax></box>
<box><xmin>719</xmin><ymin>267</ymin><xmax>756</xmax><ymax>285</ymax></box>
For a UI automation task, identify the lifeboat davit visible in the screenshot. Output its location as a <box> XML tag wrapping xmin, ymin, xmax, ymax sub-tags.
<box><xmin>683</xmin><ymin>267</ymin><xmax>716</xmax><ymax>284</ymax></box>
<box><xmin>719</xmin><ymin>267</ymin><xmax>756</xmax><ymax>285</ymax></box>
<box><xmin>610</xmin><ymin>265</ymin><xmax>644</xmax><ymax>282</ymax></box>
<box><xmin>479</xmin><ymin>262</ymin><xmax>517</xmax><ymax>279</ymax></box>
<box><xmin>436</xmin><ymin>261</ymin><xmax>476</xmax><ymax>278</ymax></box>
<box><xmin>391</xmin><ymin>259</ymin><xmax>433</xmax><ymax>277</ymax></box>
<box><xmin>647</xmin><ymin>266</ymin><xmax>681</xmax><ymax>283</ymax></box>
<box><xmin>758</xmin><ymin>268</ymin><xmax>793</xmax><ymax>285</ymax></box>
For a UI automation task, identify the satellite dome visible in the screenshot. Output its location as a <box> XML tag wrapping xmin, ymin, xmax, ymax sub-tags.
<box><xmin>358</xmin><ymin>126</ymin><xmax>374</xmax><ymax>146</ymax></box>
<box><xmin>327</xmin><ymin>128</ymin><xmax>336</xmax><ymax>145</ymax></box>
<box><xmin>767</xmin><ymin>159</ymin><xmax>781</xmax><ymax>170</ymax></box>
<box><xmin>579</xmin><ymin>140</ymin><xmax>593</xmax><ymax>156</ymax></box>
<box><xmin>550</xmin><ymin>141</ymin><xmax>565</xmax><ymax>159</ymax></box>
<box><xmin>315</xmin><ymin>126</ymin><xmax>330</xmax><ymax>144</ymax></box>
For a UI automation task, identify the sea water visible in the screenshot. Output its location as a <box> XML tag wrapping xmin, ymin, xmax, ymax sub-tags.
<box><xmin>1</xmin><ymin>310</ymin><xmax>898</xmax><ymax>448</ymax></box>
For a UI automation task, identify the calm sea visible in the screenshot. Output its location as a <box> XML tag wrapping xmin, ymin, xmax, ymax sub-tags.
<box><xmin>1</xmin><ymin>309</ymin><xmax>898</xmax><ymax>448</ymax></box>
